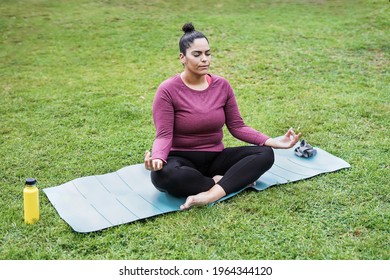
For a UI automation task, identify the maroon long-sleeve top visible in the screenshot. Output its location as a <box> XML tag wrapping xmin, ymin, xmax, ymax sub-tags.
<box><xmin>151</xmin><ymin>74</ymin><xmax>270</xmax><ymax>162</ymax></box>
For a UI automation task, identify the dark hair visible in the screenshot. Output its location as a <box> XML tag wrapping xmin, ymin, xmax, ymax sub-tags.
<box><xmin>179</xmin><ymin>22</ymin><xmax>208</xmax><ymax>55</ymax></box>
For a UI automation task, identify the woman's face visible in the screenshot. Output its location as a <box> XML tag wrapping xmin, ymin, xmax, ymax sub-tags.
<box><xmin>180</xmin><ymin>38</ymin><xmax>211</xmax><ymax>76</ymax></box>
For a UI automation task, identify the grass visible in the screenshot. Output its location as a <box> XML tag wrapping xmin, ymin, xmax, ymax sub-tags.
<box><xmin>0</xmin><ymin>0</ymin><xmax>389</xmax><ymax>260</ymax></box>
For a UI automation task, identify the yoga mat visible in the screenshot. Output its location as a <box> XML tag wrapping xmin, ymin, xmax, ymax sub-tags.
<box><xmin>43</xmin><ymin>143</ymin><xmax>350</xmax><ymax>233</ymax></box>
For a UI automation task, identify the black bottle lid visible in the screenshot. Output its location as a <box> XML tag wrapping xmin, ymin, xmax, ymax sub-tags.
<box><xmin>25</xmin><ymin>178</ymin><xmax>37</xmax><ymax>186</ymax></box>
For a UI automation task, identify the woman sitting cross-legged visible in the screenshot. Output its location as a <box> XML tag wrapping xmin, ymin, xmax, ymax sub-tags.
<box><xmin>144</xmin><ymin>23</ymin><xmax>301</xmax><ymax>210</ymax></box>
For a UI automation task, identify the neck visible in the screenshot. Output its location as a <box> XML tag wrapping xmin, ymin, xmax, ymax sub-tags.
<box><xmin>180</xmin><ymin>71</ymin><xmax>207</xmax><ymax>87</ymax></box>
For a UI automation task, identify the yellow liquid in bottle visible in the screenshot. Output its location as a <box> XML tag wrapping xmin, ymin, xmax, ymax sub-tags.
<box><xmin>24</xmin><ymin>184</ymin><xmax>40</xmax><ymax>224</ymax></box>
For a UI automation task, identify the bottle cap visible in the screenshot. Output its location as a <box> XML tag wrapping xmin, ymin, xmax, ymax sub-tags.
<box><xmin>25</xmin><ymin>178</ymin><xmax>37</xmax><ymax>185</ymax></box>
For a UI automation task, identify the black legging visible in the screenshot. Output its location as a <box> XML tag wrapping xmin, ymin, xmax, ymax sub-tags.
<box><xmin>151</xmin><ymin>146</ymin><xmax>274</xmax><ymax>197</ymax></box>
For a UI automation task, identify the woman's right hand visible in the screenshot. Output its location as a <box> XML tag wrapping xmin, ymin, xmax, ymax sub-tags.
<box><xmin>144</xmin><ymin>150</ymin><xmax>164</xmax><ymax>171</ymax></box>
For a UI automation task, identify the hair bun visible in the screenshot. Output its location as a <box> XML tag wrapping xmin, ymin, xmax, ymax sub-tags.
<box><xmin>182</xmin><ymin>22</ymin><xmax>195</xmax><ymax>33</ymax></box>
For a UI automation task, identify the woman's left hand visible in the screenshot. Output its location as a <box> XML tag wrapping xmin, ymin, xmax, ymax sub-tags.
<box><xmin>265</xmin><ymin>128</ymin><xmax>302</xmax><ymax>149</ymax></box>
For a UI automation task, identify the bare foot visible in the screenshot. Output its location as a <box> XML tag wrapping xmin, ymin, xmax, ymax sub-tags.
<box><xmin>212</xmin><ymin>175</ymin><xmax>223</xmax><ymax>184</ymax></box>
<box><xmin>180</xmin><ymin>184</ymin><xmax>226</xmax><ymax>211</ymax></box>
<box><xmin>180</xmin><ymin>192</ymin><xmax>210</xmax><ymax>210</ymax></box>
<box><xmin>212</xmin><ymin>175</ymin><xmax>255</xmax><ymax>186</ymax></box>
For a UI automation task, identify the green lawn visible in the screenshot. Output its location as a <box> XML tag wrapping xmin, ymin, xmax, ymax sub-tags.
<box><xmin>1</xmin><ymin>0</ymin><xmax>389</xmax><ymax>260</ymax></box>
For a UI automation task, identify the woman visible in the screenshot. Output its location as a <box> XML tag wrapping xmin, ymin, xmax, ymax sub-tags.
<box><xmin>144</xmin><ymin>23</ymin><xmax>301</xmax><ymax>210</ymax></box>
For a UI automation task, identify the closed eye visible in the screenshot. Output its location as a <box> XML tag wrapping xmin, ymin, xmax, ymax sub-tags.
<box><xmin>192</xmin><ymin>50</ymin><xmax>211</xmax><ymax>57</ymax></box>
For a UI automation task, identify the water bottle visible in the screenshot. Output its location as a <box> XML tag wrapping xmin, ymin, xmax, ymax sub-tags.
<box><xmin>23</xmin><ymin>178</ymin><xmax>40</xmax><ymax>224</ymax></box>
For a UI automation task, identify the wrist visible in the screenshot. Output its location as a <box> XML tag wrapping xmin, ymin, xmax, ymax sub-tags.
<box><xmin>265</xmin><ymin>138</ymin><xmax>277</xmax><ymax>148</ymax></box>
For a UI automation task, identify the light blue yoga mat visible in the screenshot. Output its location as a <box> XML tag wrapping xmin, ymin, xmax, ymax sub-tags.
<box><xmin>44</xmin><ymin>143</ymin><xmax>350</xmax><ymax>233</ymax></box>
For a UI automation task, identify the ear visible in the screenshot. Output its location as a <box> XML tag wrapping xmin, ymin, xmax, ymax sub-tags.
<box><xmin>179</xmin><ymin>53</ymin><xmax>186</xmax><ymax>65</ymax></box>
